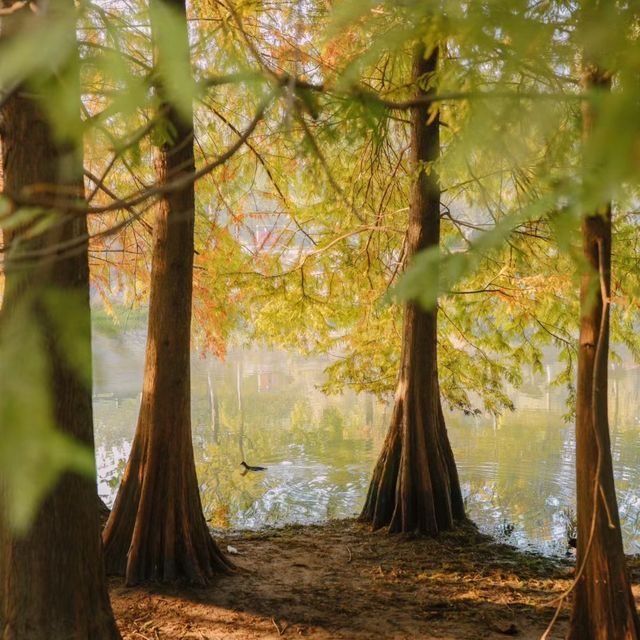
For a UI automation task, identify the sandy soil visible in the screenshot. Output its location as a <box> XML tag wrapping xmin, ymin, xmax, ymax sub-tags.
<box><xmin>109</xmin><ymin>520</ymin><xmax>635</xmax><ymax>640</ymax></box>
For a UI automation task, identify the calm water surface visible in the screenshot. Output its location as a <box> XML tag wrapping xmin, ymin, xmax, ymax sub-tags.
<box><xmin>93</xmin><ymin>332</ymin><xmax>640</xmax><ymax>556</ymax></box>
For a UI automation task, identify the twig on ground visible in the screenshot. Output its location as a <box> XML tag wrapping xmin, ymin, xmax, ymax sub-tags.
<box><xmin>271</xmin><ymin>617</ymin><xmax>287</xmax><ymax>636</ymax></box>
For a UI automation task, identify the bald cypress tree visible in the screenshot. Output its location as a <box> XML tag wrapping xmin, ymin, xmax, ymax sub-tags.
<box><xmin>568</xmin><ymin>3</ymin><xmax>640</xmax><ymax>636</ymax></box>
<box><xmin>102</xmin><ymin>0</ymin><xmax>232</xmax><ymax>584</ymax></box>
<box><xmin>360</xmin><ymin>43</ymin><xmax>464</xmax><ymax>534</ymax></box>
<box><xmin>0</xmin><ymin>3</ymin><xmax>121</xmax><ymax>638</ymax></box>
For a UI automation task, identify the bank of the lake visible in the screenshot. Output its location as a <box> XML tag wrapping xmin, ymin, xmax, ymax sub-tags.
<box><xmin>108</xmin><ymin>519</ymin><xmax>610</xmax><ymax>640</ymax></box>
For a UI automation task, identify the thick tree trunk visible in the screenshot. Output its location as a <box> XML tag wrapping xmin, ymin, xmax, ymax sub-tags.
<box><xmin>360</xmin><ymin>44</ymin><xmax>464</xmax><ymax>534</ymax></box>
<box><xmin>102</xmin><ymin>0</ymin><xmax>231</xmax><ymax>584</ymax></box>
<box><xmin>567</xmin><ymin>56</ymin><xmax>640</xmax><ymax>639</ymax></box>
<box><xmin>0</xmin><ymin>5</ymin><xmax>121</xmax><ymax>640</ymax></box>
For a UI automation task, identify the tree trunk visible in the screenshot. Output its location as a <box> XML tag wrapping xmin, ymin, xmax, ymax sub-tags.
<box><xmin>365</xmin><ymin>394</ymin><xmax>374</xmax><ymax>427</ymax></box>
<box><xmin>98</xmin><ymin>496</ymin><xmax>111</xmax><ymax>529</ymax></box>
<box><xmin>360</xmin><ymin>44</ymin><xmax>464</xmax><ymax>534</ymax></box>
<box><xmin>0</xmin><ymin>5</ymin><xmax>121</xmax><ymax>639</ymax></box>
<box><xmin>207</xmin><ymin>368</ymin><xmax>220</xmax><ymax>444</ymax></box>
<box><xmin>611</xmin><ymin>372</ymin><xmax>619</xmax><ymax>433</ymax></box>
<box><xmin>237</xmin><ymin>360</ymin><xmax>246</xmax><ymax>461</ymax></box>
<box><xmin>567</xmin><ymin>46</ymin><xmax>640</xmax><ymax>638</ymax></box>
<box><xmin>102</xmin><ymin>0</ymin><xmax>232</xmax><ymax>584</ymax></box>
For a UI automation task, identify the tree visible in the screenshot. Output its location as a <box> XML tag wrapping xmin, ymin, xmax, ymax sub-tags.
<box><xmin>0</xmin><ymin>3</ymin><xmax>121</xmax><ymax>639</ymax></box>
<box><xmin>102</xmin><ymin>0</ymin><xmax>232</xmax><ymax>584</ymax></box>
<box><xmin>359</xmin><ymin>43</ymin><xmax>464</xmax><ymax>534</ymax></box>
<box><xmin>567</xmin><ymin>2</ymin><xmax>640</xmax><ymax>636</ymax></box>
<box><xmin>207</xmin><ymin>366</ymin><xmax>220</xmax><ymax>445</ymax></box>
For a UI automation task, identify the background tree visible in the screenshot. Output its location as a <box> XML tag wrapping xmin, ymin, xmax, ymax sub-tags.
<box><xmin>360</xmin><ymin>43</ymin><xmax>464</xmax><ymax>533</ymax></box>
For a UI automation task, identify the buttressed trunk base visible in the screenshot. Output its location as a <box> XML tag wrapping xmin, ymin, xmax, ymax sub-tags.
<box><xmin>360</xmin><ymin>43</ymin><xmax>464</xmax><ymax>535</ymax></box>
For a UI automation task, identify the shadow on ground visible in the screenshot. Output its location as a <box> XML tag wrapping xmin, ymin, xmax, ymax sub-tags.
<box><xmin>110</xmin><ymin>519</ymin><xmax>582</xmax><ymax>639</ymax></box>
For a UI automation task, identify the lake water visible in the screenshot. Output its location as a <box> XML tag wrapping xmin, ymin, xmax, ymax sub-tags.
<box><xmin>93</xmin><ymin>332</ymin><xmax>640</xmax><ymax>556</ymax></box>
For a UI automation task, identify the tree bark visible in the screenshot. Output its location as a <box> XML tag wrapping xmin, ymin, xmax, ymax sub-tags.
<box><xmin>567</xmin><ymin>38</ymin><xmax>640</xmax><ymax>638</ymax></box>
<box><xmin>102</xmin><ymin>0</ymin><xmax>232</xmax><ymax>584</ymax></box>
<box><xmin>98</xmin><ymin>496</ymin><xmax>111</xmax><ymax>529</ymax></box>
<box><xmin>0</xmin><ymin>4</ymin><xmax>121</xmax><ymax>639</ymax></box>
<box><xmin>360</xmin><ymin>44</ymin><xmax>464</xmax><ymax>534</ymax></box>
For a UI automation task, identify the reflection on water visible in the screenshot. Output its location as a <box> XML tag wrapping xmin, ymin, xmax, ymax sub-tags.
<box><xmin>93</xmin><ymin>335</ymin><xmax>640</xmax><ymax>556</ymax></box>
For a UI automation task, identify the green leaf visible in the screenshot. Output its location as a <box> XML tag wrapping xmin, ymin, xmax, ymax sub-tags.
<box><xmin>150</xmin><ymin>1</ymin><xmax>199</xmax><ymax>121</ymax></box>
<box><xmin>0</xmin><ymin>296</ymin><xmax>94</xmax><ymax>533</ymax></box>
<box><xmin>0</xmin><ymin>13</ymin><xmax>74</xmax><ymax>93</ymax></box>
<box><xmin>43</xmin><ymin>289</ymin><xmax>93</xmax><ymax>388</ymax></box>
<box><xmin>394</xmin><ymin>194</ymin><xmax>556</xmax><ymax>308</ymax></box>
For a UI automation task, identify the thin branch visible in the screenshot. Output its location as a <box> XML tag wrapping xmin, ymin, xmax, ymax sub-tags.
<box><xmin>0</xmin><ymin>0</ymin><xmax>29</xmax><ymax>15</ymax></box>
<box><xmin>4</xmin><ymin>96</ymin><xmax>272</xmax><ymax>216</ymax></box>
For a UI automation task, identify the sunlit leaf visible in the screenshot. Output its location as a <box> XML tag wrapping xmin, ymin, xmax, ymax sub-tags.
<box><xmin>0</xmin><ymin>295</ymin><xmax>95</xmax><ymax>533</ymax></box>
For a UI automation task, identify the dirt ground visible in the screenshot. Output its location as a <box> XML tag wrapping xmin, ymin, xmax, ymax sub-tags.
<box><xmin>109</xmin><ymin>520</ymin><xmax>640</xmax><ymax>640</ymax></box>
